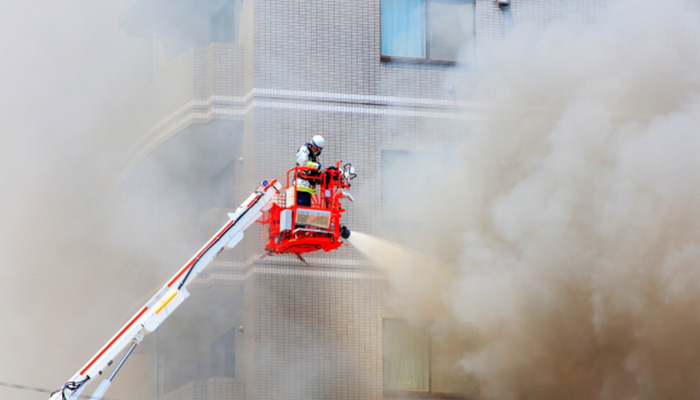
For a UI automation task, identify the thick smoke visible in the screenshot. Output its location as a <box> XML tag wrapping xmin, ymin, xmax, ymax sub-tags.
<box><xmin>365</xmin><ymin>1</ymin><xmax>700</xmax><ymax>399</ymax></box>
<box><xmin>0</xmin><ymin>2</ymin><xmax>158</xmax><ymax>399</ymax></box>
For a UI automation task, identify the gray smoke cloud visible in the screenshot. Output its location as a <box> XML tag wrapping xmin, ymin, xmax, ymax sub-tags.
<box><xmin>0</xmin><ymin>2</ymin><xmax>160</xmax><ymax>399</ymax></box>
<box><xmin>364</xmin><ymin>0</ymin><xmax>700</xmax><ymax>398</ymax></box>
<box><xmin>0</xmin><ymin>1</ymin><xmax>267</xmax><ymax>398</ymax></box>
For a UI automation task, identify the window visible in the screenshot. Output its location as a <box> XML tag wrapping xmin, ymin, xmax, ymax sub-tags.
<box><xmin>211</xmin><ymin>0</ymin><xmax>241</xmax><ymax>43</ymax></box>
<box><xmin>383</xmin><ymin>319</ymin><xmax>430</xmax><ymax>392</ymax></box>
<box><xmin>209</xmin><ymin>327</ymin><xmax>236</xmax><ymax>378</ymax></box>
<box><xmin>383</xmin><ymin>319</ymin><xmax>473</xmax><ymax>397</ymax></box>
<box><xmin>381</xmin><ymin>0</ymin><xmax>475</xmax><ymax>63</ymax></box>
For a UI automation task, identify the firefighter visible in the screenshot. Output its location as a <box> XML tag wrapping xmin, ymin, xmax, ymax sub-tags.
<box><xmin>295</xmin><ymin>135</ymin><xmax>325</xmax><ymax>207</ymax></box>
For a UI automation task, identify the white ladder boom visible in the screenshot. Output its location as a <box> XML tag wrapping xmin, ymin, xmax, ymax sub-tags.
<box><xmin>50</xmin><ymin>180</ymin><xmax>281</xmax><ymax>400</ymax></box>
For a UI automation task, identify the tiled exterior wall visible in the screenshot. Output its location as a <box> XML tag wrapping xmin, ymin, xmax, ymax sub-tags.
<box><xmin>210</xmin><ymin>43</ymin><xmax>246</xmax><ymax>98</ymax></box>
<box><xmin>160</xmin><ymin>377</ymin><xmax>244</xmax><ymax>400</ymax></box>
<box><xmin>151</xmin><ymin>43</ymin><xmax>245</xmax><ymax>127</ymax></box>
<box><xmin>143</xmin><ymin>1</ymin><xmax>623</xmax><ymax>399</ymax></box>
<box><xmin>152</xmin><ymin>46</ymin><xmax>196</xmax><ymax>120</ymax></box>
<box><xmin>206</xmin><ymin>378</ymin><xmax>245</xmax><ymax>400</ymax></box>
<box><xmin>241</xmin><ymin>0</ymin><xmax>256</xmax><ymax>95</ymax></box>
<box><xmin>254</xmin><ymin>0</ymin><xmax>469</xmax><ymax>98</ymax></box>
<box><xmin>162</xmin><ymin>381</ymin><xmax>203</xmax><ymax>400</ymax></box>
<box><xmin>242</xmin><ymin>271</ymin><xmax>258</xmax><ymax>400</ymax></box>
<box><xmin>252</xmin><ymin>266</ymin><xmax>384</xmax><ymax>400</ymax></box>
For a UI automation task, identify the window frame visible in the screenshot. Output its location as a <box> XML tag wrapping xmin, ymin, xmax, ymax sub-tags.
<box><xmin>380</xmin><ymin>0</ymin><xmax>475</xmax><ymax>65</ymax></box>
<box><xmin>382</xmin><ymin>318</ymin><xmax>468</xmax><ymax>399</ymax></box>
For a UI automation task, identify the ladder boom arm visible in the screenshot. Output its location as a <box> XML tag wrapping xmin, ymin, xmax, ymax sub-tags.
<box><xmin>49</xmin><ymin>180</ymin><xmax>281</xmax><ymax>400</ymax></box>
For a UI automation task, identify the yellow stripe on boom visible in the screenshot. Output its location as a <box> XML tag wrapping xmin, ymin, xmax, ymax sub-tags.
<box><xmin>155</xmin><ymin>291</ymin><xmax>178</xmax><ymax>314</ymax></box>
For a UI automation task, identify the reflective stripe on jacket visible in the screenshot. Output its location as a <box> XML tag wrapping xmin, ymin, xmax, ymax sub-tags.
<box><xmin>296</xmin><ymin>185</ymin><xmax>317</xmax><ymax>195</ymax></box>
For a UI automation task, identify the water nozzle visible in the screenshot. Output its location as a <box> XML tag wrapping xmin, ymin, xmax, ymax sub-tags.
<box><xmin>340</xmin><ymin>226</ymin><xmax>351</xmax><ymax>239</ymax></box>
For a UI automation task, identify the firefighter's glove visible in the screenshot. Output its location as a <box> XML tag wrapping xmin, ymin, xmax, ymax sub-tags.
<box><xmin>308</xmin><ymin>161</ymin><xmax>321</xmax><ymax>170</ymax></box>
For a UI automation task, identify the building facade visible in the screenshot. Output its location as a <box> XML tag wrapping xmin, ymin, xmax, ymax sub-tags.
<box><xmin>120</xmin><ymin>1</ymin><xmax>605</xmax><ymax>399</ymax></box>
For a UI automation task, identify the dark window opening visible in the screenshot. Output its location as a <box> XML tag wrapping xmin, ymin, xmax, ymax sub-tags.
<box><xmin>383</xmin><ymin>319</ymin><xmax>430</xmax><ymax>392</ymax></box>
<box><xmin>383</xmin><ymin>319</ymin><xmax>474</xmax><ymax>398</ymax></box>
<box><xmin>209</xmin><ymin>326</ymin><xmax>236</xmax><ymax>378</ymax></box>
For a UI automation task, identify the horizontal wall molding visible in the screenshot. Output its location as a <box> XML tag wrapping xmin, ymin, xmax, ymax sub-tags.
<box><xmin>187</xmin><ymin>254</ymin><xmax>382</xmax><ymax>290</ymax></box>
<box><xmin>249</xmin><ymin>265</ymin><xmax>385</xmax><ymax>280</ymax></box>
<box><xmin>123</xmin><ymin>87</ymin><xmax>483</xmax><ymax>177</ymax></box>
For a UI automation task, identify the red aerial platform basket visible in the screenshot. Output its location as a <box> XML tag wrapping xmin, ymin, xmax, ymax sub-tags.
<box><xmin>260</xmin><ymin>161</ymin><xmax>356</xmax><ymax>257</ymax></box>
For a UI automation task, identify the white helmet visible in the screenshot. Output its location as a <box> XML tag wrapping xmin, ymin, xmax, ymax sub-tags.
<box><xmin>311</xmin><ymin>135</ymin><xmax>325</xmax><ymax>151</ymax></box>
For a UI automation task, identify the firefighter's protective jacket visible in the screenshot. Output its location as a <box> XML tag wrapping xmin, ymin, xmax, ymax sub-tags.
<box><xmin>296</xmin><ymin>144</ymin><xmax>321</xmax><ymax>194</ymax></box>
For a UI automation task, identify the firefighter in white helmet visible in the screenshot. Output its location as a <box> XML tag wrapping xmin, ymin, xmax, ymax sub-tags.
<box><xmin>295</xmin><ymin>135</ymin><xmax>325</xmax><ymax>206</ymax></box>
